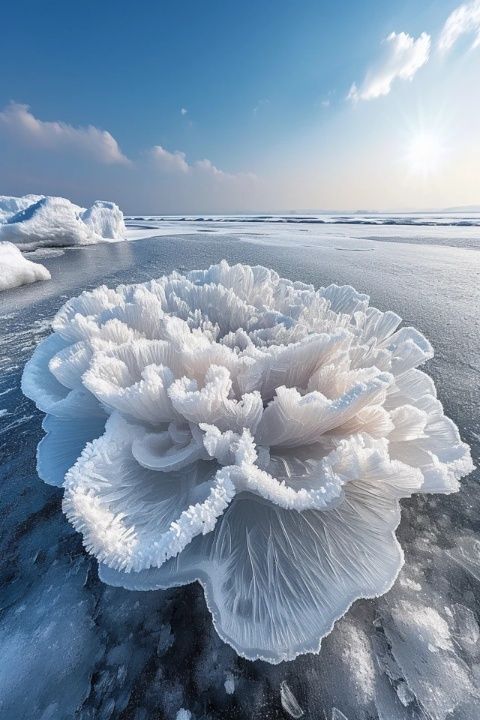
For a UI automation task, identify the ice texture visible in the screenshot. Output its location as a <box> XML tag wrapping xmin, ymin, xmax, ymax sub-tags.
<box><xmin>0</xmin><ymin>557</ymin><xmax>103</xmax><ymax>719</ymax></box>
<box><xmin>280</xmin><ymin>680</ymin><xmax>304</xmax><ymax>717</ymax></box>
<box><xmin>0</xmin><ymin>241</ymin><xmax>51</xmax><ymax>291</ymax></box>
<box><xmin>0</xmin><ymin>195</ymin><xmax>126</xmax><ymax>249</ymax></box>
<box><xmin>224</xmin><ymin>672</ymin><xmax>235</xmax><ymax>695</ymax></box>
<box><xmin>175</xmin><ymin>710</ymin><xmax>191</xmax><ymax>720</ymax></box>
<box><xmin>20</xmin><ymin>260</ymin><xmax>473</xmax><ymax>664</ymax></box>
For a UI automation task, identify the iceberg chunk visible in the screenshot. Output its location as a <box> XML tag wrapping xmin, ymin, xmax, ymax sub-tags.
<box><xmin>0</xmin><ymin>195</ymin><xmax>126</xmax><ymax>249</ymax></box>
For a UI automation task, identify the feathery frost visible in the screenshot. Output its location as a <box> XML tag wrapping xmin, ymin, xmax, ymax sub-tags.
<box><xmin>21</xmin><ymin>261</ymin><xmax>473</xmax><ymax>662</ymax></box>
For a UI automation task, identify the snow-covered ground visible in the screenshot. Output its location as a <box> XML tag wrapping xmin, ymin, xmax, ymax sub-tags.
<box><xmin>0</xmin><ymin>219</ymin><xmax>479</xmax><ymax>719</ymax></box>
<box><xmin>124</xmin><ymin>212</ymin><xmax>480</xmax><ymax>249</ymax></box>
<box><xmin>0</xmin><ymin>195</ymin><xmax>126</xmax><ymax>250</ymax></box>
<box><xmin>0</xmin><ymin>241</ymin><xmax>50</xmax><ymax>291</ymax></box>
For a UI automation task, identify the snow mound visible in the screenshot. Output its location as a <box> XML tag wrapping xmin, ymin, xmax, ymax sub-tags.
<box><xmin>81</xmin><ymin>200</ymin><xmax>126</xmax><ymax>240</ymax></box>
<box><xmin>21</xmin><ymin>261</ymin><xmax>473</xmax><ymax>663</ymax></box>
<box><xmin>0</xmin><ymin>194</ymin><xmax>43</xmax><ymax>223</ymax></box>
<box><xmin>0</xmin><ymin>241</ymin><xmax>51</xmax><ymax>291</ymax></box>
<box><xmin>0</xmin><ymin>195</ymin><xmax>126</xmax><ymax>249</ymax></box>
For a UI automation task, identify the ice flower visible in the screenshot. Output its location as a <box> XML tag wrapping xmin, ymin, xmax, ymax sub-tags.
<box><xmin>22</xmin><ymin>261</ymin><xmax>473</xmax><ymax>663</ymax></box>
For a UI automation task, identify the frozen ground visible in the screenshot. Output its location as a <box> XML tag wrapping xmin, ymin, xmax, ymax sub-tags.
<box><xmin>0</xmin><ymin>219</ymin><xmax>479</xmax><ymax>719</ymax></box>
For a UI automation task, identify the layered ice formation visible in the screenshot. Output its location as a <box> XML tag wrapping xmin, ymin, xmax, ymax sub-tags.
<box><xmin>21</xmin><ymin>261</ymin><xmax>473</xmax><ymax>663</ymax></box>
<box><xmin>0</xmin><ymin>195</ymin><xmax>126</xmax><ymax>249</ymax></box>
<box><xmin>0</xmin><ymin>241</ymin><xmax>51</xmax><ymax>291</ymax></box>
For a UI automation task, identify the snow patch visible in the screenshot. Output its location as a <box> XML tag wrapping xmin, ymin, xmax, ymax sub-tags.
<box><xmin>0</xmin><ymin>241</ymin><xmax>51</xmax><ymax>291</ymax></box>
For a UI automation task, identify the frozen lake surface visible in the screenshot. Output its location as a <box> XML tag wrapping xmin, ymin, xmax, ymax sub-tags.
<box><xmin>1</xmin><ymin>220</ymin><xmax>480</xmax><ymax>719</ymax></box>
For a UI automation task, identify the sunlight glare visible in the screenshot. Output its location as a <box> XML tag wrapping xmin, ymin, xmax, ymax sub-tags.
<box><xmin>406</xmin><ymin>132</ymin><xmax>445</xmax><ymax>176</ymax></box>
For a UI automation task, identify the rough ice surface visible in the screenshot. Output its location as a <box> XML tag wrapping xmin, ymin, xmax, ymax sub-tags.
<box><xmin>224</xmin><ymin>671</ymin><xmax>235</xmax><ymax>695</ymax></box>
<box><xmin>0</xmin><ymin>195</ymin><xmax>126</xmax><ymax>249</ymax></box>
<box><xmin>0</xmin><ymin>240</ymin><xmax>51</xmax><ymax>291</ymax></box>
<box><xmin>175</xmin><ymin>710</ymin><xmax>192</xmax><ymax>720</ymax></box>
<box><xmin>280</xmin><ymin>680</ymin><xmax>304</xmax><ymax>717</ymax></box>
<box><xmin>20</xmin><ymin>259</ymin><xmax>473</xmax><ymax>665</ymax></box>
<box><xmin>0</xmin><ymin>557</ymin><xmax>102</xmax><ymax>719</ymax></box>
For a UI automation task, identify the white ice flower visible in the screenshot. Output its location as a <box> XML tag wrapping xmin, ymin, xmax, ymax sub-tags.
<box><xmin>22</xmin><ymin>261</ymin><xmax>473</xmax><ymax>663</ymax></box>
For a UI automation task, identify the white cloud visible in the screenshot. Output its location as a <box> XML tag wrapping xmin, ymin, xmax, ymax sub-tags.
<box><xmin>0</xmin><ymin>102</ymin><xmax>129</xmax><ymax>164</ymax></box>
<box><xmin>195</xmin><ymin>158</ymin><xmax>226</xmax><ymax>177</ymax></box>
<box><xmin>194</xmin><ymin>159</ymin><xmax>257</xmax><ymax>185</ymax></box>
<box><xmin>348</xmin><ymin>31</ymin><xmax>431</xmax><ymax>101</ymax></box>
<box><xmin>180</xmin><ymin>107</ymin><xmax>188</xmax><ymax>115</ymax></box>
<box><xmin>438</xmin><ymin>0</ymin><xmax>480</xmax><ymax>52</ymax></box>
<box><xmin>150</xmin><ymin>145</ymin><xmax>190</xmax><ymax>173</ymax></box>
<box><xmin>0</xmin><ymin>102</ymin><xmax>258</xmax><ymax>212</ymax></box>
<box><xmin>150</xmin><ymin>146</ymin><xmax>256</xmax><ymax>183</ymax></box>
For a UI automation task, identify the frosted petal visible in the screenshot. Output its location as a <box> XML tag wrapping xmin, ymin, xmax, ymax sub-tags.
<box><xmin>390</xmin><ymin>395</ymin><xmax>474</xmax><ymax>492</ymax></box>
<box><xmin>37</xmin><ymin>413</ymin><xmax>107</xmax><ymax>486</ymax></box>
<box><xmin>319</xmin><ymin>283</ymin><xmax>369</xmax><ymax>315</ymax></box>
<box><xmin>169</xmin><ymin>366</ymin><xmax>263</xmax><ymax>433</ymax></box>
<box><xmin>132</xmin><ymin>427</ymin><xmax>207</xmax><ymax>471</ymax></box>
<box><xmin>384</xmin><ymin>368</ymin><xmax>436</xmax><ymax>410</ymax></box>
<box><xmin>383</xmin><ymin>327</ymin><xmax>433</xmax><ymax>374</ymax></box>
<box><xmin>63</xmin><ymin>415</ymin><xmax>233</xmax><ymax>572</ymax></box>
<box><xmin>48</xmin><ymin>341</ymin><xmax>93</xmax><ymax>390</ymax></box>
<box><xmin>197</xmin><ymin>454</ymin><xmax>421</xmax><ymax>661</ymax></box>
<box><xmin>22</xmin><ymin>333</ymin><xmax>71</xmax><ymax>413</ymax></box>
<box><xmin>116</xmin><ymin>447</ymin><xmax>419</xmax><ymax>662</ymax></box>
<box><xmin>238</xmin><ymin>331</ymin><xmax>350</xmax><ymax>399</ymax></box>
<box><xmin>357</xmin><ymin>308</ymin><xmax>402</xmax><ymax>345</ymax></box>
<box><xmin>84</xmin><ymin>355</ymin><xmax>177</xmax><ymax>425</ymax></box>
<box><xmin>257</xmin><ymin>373</ymin><xmax>393</xmax><ymax>448</ymax></box>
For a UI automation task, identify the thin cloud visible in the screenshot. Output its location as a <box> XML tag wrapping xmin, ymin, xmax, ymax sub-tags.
<box><xmin>0</xmin><ymin>102</ymin><xmax>129</xmax><ymax>165</ymax></box>
<box><xmin>438</xmin><ymin>0</ymin><xmax>480</xmax><ymax>52</ymax></box>
<box><xmin>180</xmin><ymin>107</ymin><xmax>188</xmax><ymax>115</ymax></box>
<box><xmin>348</xmin><ymin>31</ymin><xmax>431</xmax><ymax>101</ymax></box>
<box><xmin>150</xmin><ymin>145</ymin><xmax>190</xmax><ymax>173</ymax></box>
<box><xmin>252</xmin><ymin>98</ymin><xmax>270</xmax><ymax>116</ymax></box>
<box><xmin>150</xmin><ymin>146</ymin><xmax>257</xmax><ymax>183</ymax></box>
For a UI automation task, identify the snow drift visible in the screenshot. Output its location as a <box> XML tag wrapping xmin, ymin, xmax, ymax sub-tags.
<box><xmin>0</xmin><ymin>241</ymin><xmax>51</xmax><ymax>291</ymax></box>
<box><xmin>0</xmin><ymin>194</ymin><xmax>43</xmax><ymax>223</ymax></box>
<box><xmin>0</xmin><ymin>195</ymin><xmax>126</xmax><ymax>249</ymax></box>
<box><xmin>21</xmin><ymin>261</ymin><xmax>473</xmax><ymax>663</ymax></box>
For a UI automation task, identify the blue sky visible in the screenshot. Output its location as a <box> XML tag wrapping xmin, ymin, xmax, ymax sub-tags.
<box><xmin>0</xmin><ymin>0</ymin><xmax>479</xmax><ymax>212</ymax></box>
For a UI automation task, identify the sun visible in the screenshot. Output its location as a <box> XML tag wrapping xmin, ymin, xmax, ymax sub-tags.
<box><xmin>406</xmin><ymin>132</ymin><xmax>445</xmax><ymax>176</ymax></box>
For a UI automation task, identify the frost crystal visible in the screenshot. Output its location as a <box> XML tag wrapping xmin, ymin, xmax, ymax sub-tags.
<box><xmin>21</xmin><ymin>261</ymin><xmax>473</xmax><ymax>663</ymax></box>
